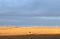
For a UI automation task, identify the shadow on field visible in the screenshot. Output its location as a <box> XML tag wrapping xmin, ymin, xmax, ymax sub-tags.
<box><xmin>0</xmin><ymin>34</ymin><xmax>60</xmax><ymax>39</ymax></box>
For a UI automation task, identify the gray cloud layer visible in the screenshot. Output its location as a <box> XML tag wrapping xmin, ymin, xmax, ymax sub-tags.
<box><xmin>0</xmin><ymin>0</ymin><xmax>60</xmax><ymax>16</ymax></box>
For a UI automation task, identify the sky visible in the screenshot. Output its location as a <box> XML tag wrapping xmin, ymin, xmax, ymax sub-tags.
<box><xmin>0</xmin><ymin>0</ymin><xmax>60</xmax><ymax>26</ymax></box>
<box><xmin>0</xmin><ymin>0</ymin><xmax>60</xmax><ymax>16</ymax></box>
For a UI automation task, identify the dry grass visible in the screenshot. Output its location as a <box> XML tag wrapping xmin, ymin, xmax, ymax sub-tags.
<box><xmin>0</xmin><ymin>26</ymin><xmax>60</xmax><ymax>36</ymax></box>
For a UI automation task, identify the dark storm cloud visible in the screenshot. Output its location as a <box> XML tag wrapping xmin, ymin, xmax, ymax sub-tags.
<box><xmin>0</xmin><ymin>0</ymin><xmax>60</xmax><ymax>16</ymax></box>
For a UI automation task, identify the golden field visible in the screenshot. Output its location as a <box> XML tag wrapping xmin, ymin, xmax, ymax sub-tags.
<box><xmin>0</xmin><ymin>26</ymin><xmax>60</xmax><ymax>36</ymax></box>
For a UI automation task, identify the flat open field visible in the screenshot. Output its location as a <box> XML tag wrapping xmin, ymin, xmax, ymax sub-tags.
<box><xmin>0</xmin><ymin>26</ymin><xmax>60</xmax><ymax>39</ymax></box>
<box><xmin>0</xmin><ymin>34</ymin><xmax>60</xmax><ymax>39</ymax></box>
<box><xmin>0</xmin><ymin>26</ymin><xmax>60</xmax><ymax>36</ymax></box>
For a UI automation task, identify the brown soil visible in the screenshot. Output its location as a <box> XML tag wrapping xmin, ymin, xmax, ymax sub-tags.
<box><xmin>0</xmin><ymin>34</ymin><xmax>60</xmax><ymax>39</ymax></box>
